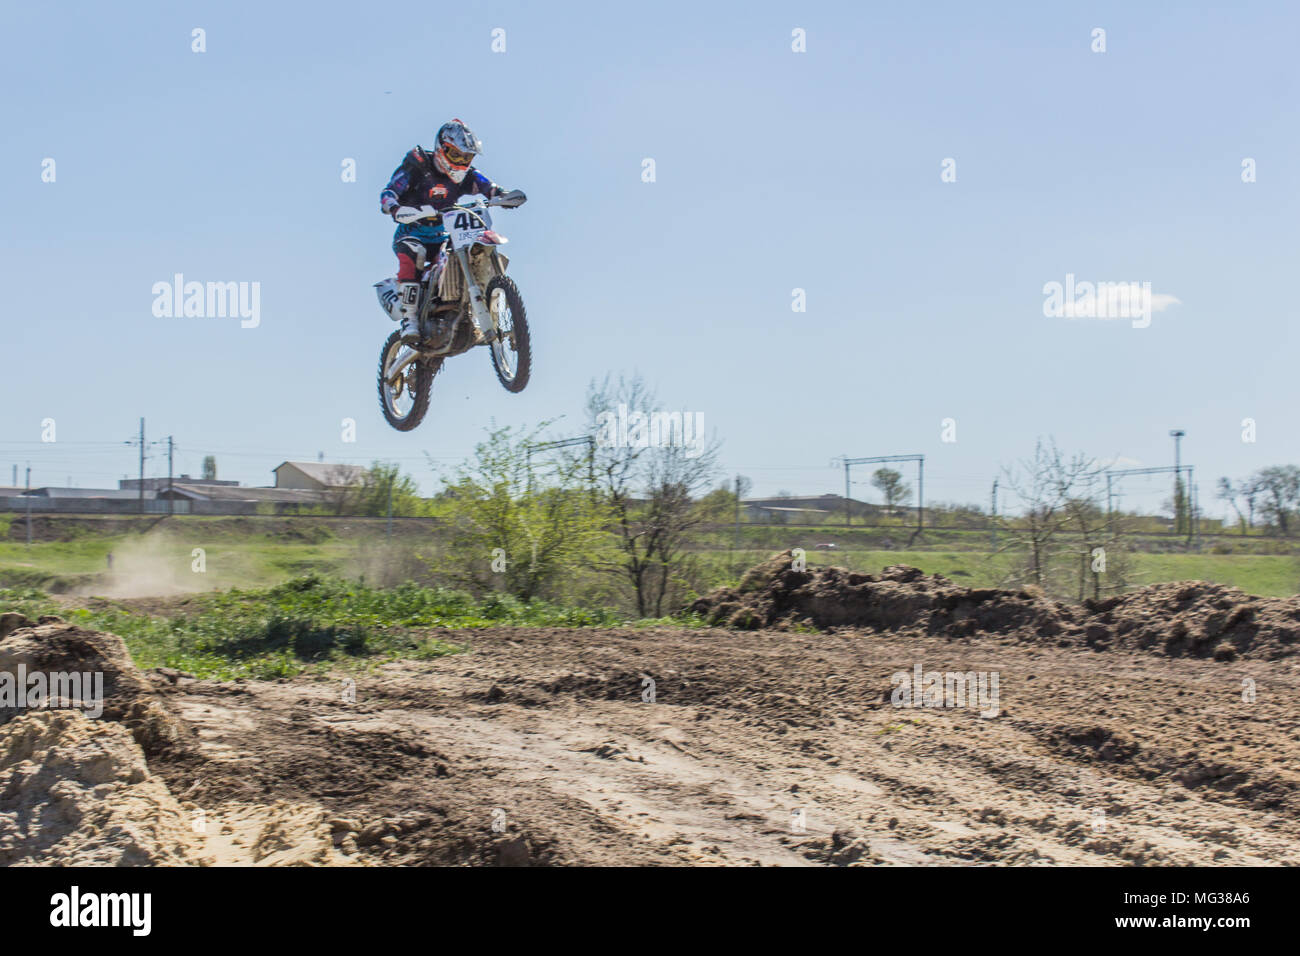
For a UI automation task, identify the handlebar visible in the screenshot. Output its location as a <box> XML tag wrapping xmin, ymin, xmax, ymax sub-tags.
<box><xmin>487</xmin><ymin>189</ymin><xmax>527</xmax><ymax>208</ymax></box>
<box><xmin>395</xmin><ymin>190</ymin><xmax>526</xmax><ymax>226</ymax></box>
<box><xmin>449</xmin><ymin>190</ymin><xmax>526</xmax><ymax>228</ymax></box>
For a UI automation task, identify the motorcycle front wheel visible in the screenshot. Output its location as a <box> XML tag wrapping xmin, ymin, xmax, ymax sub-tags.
<box><xmin>486</xmin><ymin>275</ymin><xmax>531</xmax><ymax>393</ymax></box>
<box><xmin>377</xmin><ymin>331</ymin><xmax>438</xmax><ymax>431</ymax></box>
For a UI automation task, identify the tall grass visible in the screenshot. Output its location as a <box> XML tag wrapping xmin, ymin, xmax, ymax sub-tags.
<box><xmin>0</xmin><ymin>575</ymin><xmax>703</xmax><ymax>681</ymax></box>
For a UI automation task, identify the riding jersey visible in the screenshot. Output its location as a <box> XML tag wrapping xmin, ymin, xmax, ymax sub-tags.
<box><xmin>379</xmin><ymin>146</ymin><xmax>503</xmax><ymax>225</ymax></box>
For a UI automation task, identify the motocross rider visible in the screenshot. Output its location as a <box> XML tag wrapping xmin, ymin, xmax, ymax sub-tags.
<box><xmin>379</xmin><ymin>119</ymin><xmax>518</xmax><ymax>343</ymax></box>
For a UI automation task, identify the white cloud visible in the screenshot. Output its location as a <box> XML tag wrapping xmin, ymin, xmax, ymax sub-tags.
<box><xmin>1043</xmin><ymin>275</ymin><xmax>1182</xmax><ymax>323</ymax></box>
<box><xmin>1060</xmin><ymin>287</ymin><xmax>1181</xmax><ymax>320</ymax></box>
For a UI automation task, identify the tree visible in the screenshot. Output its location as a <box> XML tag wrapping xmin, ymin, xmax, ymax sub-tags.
<box><xmin>1217</xmin><ymin>476</ymin><xmax>1260</xmax><ymax>535</ymax></box>
<box><xmin>202</xmin><ymin>455</ymin><xmax>217</xmax><ymax>481</ymax></box>
<box><xmin>317</xmin><ymin>463</ymin><xmax>421</xmax><ymax>516</ymax></box>
<box><xmin>1251</xmin><ymin>465</ymin><xmax>1300</xmax><ymax>536</ymax></box>
<box><xmin>321</xmin><ymin>464</ymin><xmax>364</xmax><ymax>514</ymax></box>
<box><xmin>1058</xmin><ymin>481</ymin><xmax>1131</xmax><ymax>602</ymax></box>
<box><xmin>732</xmin><ymin>475</ymin><xmax>753</xmax><ymax>538</ymax></box>
<box><xmin>999</xmin><ymin>441</ymin><xmax>1070</xmax><ymax>589</ymax></box>
<box><xmin>436</xmin><ymin>425</ymin><xmax>610</xmax><ymax>602</ymax></box>
<box><xmin>355</xmin><ymin>462</ymin><xmax>424</xmax><ymax>517</ymax></box>
<box><xmin>997</xmin><ymin>439</ymin><xmax>1131</xmax><ymax>599</ymax></box>
<box><xmin>584</xmin><ymin>373</ymin><xmax>720</xmax><ymax>617</ymax></box>
<box><xmin>696</xmin><ymin>483</ymin><xmax>738</xmax><ymax>524</ymax></box>
<box><xmin>926</xmin><ymin>501</ymin><xmax>986</xmax><ymax>529</ymax></box>
<box><xmin>1161</xmin><ymin>475</ymin><xmax>1193</xmax><ymax>535</ymax></box>
<box><xmin>871</xmin><ymin>468</ymin><xmax>911</xmax><ymax>515</ymax></box>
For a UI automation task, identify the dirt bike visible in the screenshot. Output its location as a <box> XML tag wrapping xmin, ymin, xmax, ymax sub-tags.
<box><xmin>374</xmin><ymin>190</ymin><xmax>530</xmax><ymax>431</ymax></box>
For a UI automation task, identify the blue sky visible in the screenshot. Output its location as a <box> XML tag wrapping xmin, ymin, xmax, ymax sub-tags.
<box><xmin>2</xmin><ymin>0</ymin><xmax>1296</xmax><ymax>516</ymax></box>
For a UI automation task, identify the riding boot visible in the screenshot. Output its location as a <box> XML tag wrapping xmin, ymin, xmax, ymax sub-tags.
<box><xmin>396</xmin><ymin>282</ymin><xmax>421</xmax><ymax>344</ymax></box>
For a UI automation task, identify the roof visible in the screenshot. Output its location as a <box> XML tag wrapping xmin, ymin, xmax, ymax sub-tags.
<box><xmin>23</xmin><ymin>487</ymin><xmax>152</xmax><ymax>500</ymax></box>
<box><xmin>743</xmin><ymin>494</ymin><xmax>869</xmax><ymax>508</ymax></box>
<box><xmin>746</xmin><ymin>505</ymin><xmax>832</xmax><ymax>514</ymax></box>
<box><xmin>162</xmin><ymin>484</ymin><xmax>328</xmax><ymax>503</ymax></box>
<box><xmin>120</xmin><ymin>476</ymin><xmax>240</xmax><ymax>490</ymax></box>
<box><xmin>273</xmin><ymin>461</ymin><xmax>366</xmax><ymax>486</ymax></box>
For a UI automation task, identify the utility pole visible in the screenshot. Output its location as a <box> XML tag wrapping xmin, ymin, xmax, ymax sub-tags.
<box><xmin>167</xmin><ymin>436</ymin><xmax>174</xmax><ymax>516</ymax></box>
<box><xmin>1169</xmin><ymin>429</ymin><xmax>1185</xmax><ymax>535</ymax></box>
<box><xmin>843</xmin><ymin>457</ymin><xmax>851</xmax><ymax>527</ymax></box>
<box><xmin>10</xmin><ymin>464</ymin><xmax>15</xmax><ymax>486</ymax></box>
<box><xmin>146</xmin><ymin>433</ymin><xmax>173</xmax><ymax>516</ymax></box>
<box><xmin>990</xmin><ymin>479</ymin><xmax>998</xmax><ymax>550</ymax></box>
<box><xmin>917</xmin><ymin>457</ymin><xmax>925</xmax><ymax>537</ymax></box>
<box><xmin>842</xmin><ymin>454</ymin><xmax>924</xmax><ymax>541</ymax></box>
<box><xmin>733</xmin><ymin>474</ymin><xmax>742</xmax><ymax>556</ymax></box>
<box><xmin>25</xmin><ymin>465</ymin><xmax>32</xmax><ymax>547</ymax></box>
<box><xmin>124</xmin><ymin>419</ymin><xmax>150</xmax><ymax>515</ymax></box>
<box><xmin>525</xmin><ymin>435</ymin><xmax>595</xmax><ymax>495</ymax></box>
<box><xmin>138</xmin><ymin>418</ymin><xmax>145</xmax><ymax>515</ymax></box>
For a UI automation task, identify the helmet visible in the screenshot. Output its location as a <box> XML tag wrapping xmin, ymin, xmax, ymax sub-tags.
<box><xmin>432</xmin><ymin>118</ymin><xmax>483</xmax><ymax>183</ymax></box>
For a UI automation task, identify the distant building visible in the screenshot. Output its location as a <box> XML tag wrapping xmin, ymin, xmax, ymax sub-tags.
<box><xmin>742</xmin><ymin>493</ymin><xmax>878</xmax><ymax>523</ymax></box>
<box><xmin>742</xmin><ymin>504</ymin><xmax>833</xmax><ymax>522</ymax></box>
<box><xmin>0</xmin><ymin>460</ymin><xmax>372</xmax><ymax>515</ymax></box>
<box><xmin>273</xmin><ymin>461</ymin><xmax>366</xmax><ymax>491</ymax></box>
<box><xmin>21</xmin><ymin>487</ymin><xmax>148</xmax><ymax>500</ymax></box>
<box><xmin>158</xmin><ymin>483</ymin><xmax>328</xmax><ymax>507</ymax></box>
<box><xmin>120</xmin><ymin>475</ymin><xmax>239</xmax><ymax>491</ymax></box>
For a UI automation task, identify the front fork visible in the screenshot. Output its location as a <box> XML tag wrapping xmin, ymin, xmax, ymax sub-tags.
<box><xmin>454</xmin><ymin>246</ymin><xmax>494</xmax><ymax>345</ymax></box>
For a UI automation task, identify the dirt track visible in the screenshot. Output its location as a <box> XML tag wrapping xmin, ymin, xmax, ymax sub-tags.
<box><xmin>142</xmin><ymin>620</ymin><xmax>1300</xmax><ymax>866</ymax></box>
<box><xmin>6</xmin><ymin>555</ymin><xmax>1300</xmax><ymax>866</ymax></box>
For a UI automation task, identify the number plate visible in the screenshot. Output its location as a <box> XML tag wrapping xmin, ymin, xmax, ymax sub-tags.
<box><xmin>444</xmin><ymin>206</ymin><xmax>490</xmax><ymax>249</ymax></box>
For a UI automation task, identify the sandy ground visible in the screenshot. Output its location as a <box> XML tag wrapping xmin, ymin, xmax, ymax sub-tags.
<box><xmin>140</xmin><ymin>623</ymin><xmax>1300</xmax><ymax>866</ymax></box>
<box><xmin>0</xmin><ymin>711</ymin><xmax>346</xmax><ymax>866</ymax></box>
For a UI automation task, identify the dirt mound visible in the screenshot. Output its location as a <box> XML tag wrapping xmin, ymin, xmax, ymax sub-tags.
<box><xmin>0</xmin><ymin>613</ymin><xmax>431</xmax><ymax>866</ymax></box>
<box><xmin>691</xmin><ymin>552</ymin><xmax>1074</xmax><ymax>635</ymax></box>
<box><xmin>0</xmin><ymin>613</ymin><xmax>348</xmax><ymax>865</ymax></box>
<box><xmin>1090</xmin><ymin>581</ymin><xmax>1300</xmax><ymax>660</ymax></box>
<box><xmin>0</xmin><ymin>710</ymin><xmax>348</xmax><ymax>865</ymax></box>
<box><xmin>0</xmin><ymin>614</ymin><xmax>187</xmax><ymax>755</ymax></box>
<box><xmin>689</xmin><ymin>551</ymin><xmax>1300</xmax><ymax>660</ymax></box>
<box><xmin>0</xmin><ymin>710</ymin><xmax>198</xmax><ymax>865</ymax></box>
